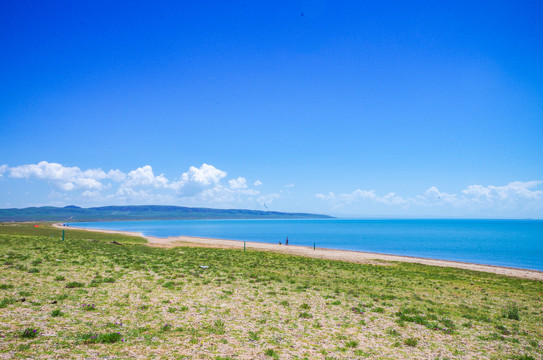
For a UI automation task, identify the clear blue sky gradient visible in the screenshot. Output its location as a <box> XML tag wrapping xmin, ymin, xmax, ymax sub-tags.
<box><xmin>1</xmin><ymin>1</ymin><xmax>542</xmax><ymax>217</ymax></box>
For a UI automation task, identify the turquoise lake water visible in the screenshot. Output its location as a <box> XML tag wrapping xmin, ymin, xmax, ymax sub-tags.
<box><xmin>69</xmin><ymin>219</ymin><xmax>543</xmax><ymax>271</ymax></box>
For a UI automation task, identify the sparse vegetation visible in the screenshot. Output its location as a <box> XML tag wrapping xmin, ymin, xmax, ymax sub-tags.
<box><xmin>20</xmin><ymin>328</ymin><xmax>39</xmax><ymax>339</ymax></box>
<box><xmin>0</xmin><ymin>222</ymin><xmax>542</xmax><ymax>359</ymax></box>
<box><xmin>65</xmin><ymin>281</ymin><xmax>85</xmax><ymax>289</ymax></box>
<box><xmin>404</xmin><ymin>337</ymin><xmax>419</xmax><ymax>347</ymax></box>
<box><xmin>503</xmin><ymin>302</ymin><xmax>521</xmax><ymax>320</ymax></box>
<box><xmin>51</xmin><ymin>309</ymin><xmax>63</xmax><ymax>317</ymax></box>
<box><xmin>80</xmin><ymin>331</ymin><xmax>122</xmax><ymax>344</ymax></box>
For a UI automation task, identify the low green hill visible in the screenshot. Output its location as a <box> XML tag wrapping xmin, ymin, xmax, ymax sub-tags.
<box><xmin>0</xmin><ymin>205</ymin><xmax>333</xmax><ymax>222</ymax></box>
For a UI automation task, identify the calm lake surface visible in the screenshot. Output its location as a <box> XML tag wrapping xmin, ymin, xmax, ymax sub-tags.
<box><xmin>69</xmin><ymin>219</ymin><xmax>543</xmax><ymax>271</ymax></box>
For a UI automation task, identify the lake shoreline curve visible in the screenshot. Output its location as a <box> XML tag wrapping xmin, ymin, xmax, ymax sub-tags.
<box><xmin>53</xmin><ymin>223</ymin><xmax>543</xmax><ymax>281</ymax></box>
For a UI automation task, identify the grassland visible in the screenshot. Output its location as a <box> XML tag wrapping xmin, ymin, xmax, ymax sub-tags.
<box><xmin>0</xmin><ymin>223</ymin><xmax>542</xmax><ymax>359</ymax></box>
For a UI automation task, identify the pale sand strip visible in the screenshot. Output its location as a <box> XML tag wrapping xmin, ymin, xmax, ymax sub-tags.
<box><xmin>53</xmin><ymin>223</ymin><xmax>543</xmax><ymax>281</ymax></box>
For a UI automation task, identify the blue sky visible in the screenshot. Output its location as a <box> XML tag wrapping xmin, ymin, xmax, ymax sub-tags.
<box><xmin>1</xmin><ymin>1</ymin><xmax>542</xmax><ymax>218</ymax></box>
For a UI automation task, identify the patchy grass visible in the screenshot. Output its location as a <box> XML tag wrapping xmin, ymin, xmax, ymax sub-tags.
<box><xmin>503</xmin><ymin>301</ymin><xmax>521</xmax><ymax>320</ymax></box>
<box><xmin>20</xmin><ymin>328</ymin><xmax>39</xmax><ymax>339</ymax></box>
<box><xmin>80</xmin><ymin>331</ymin><xmax>122</xmax><ymax>344</ymax></box>
<box><xmin>0</xmin><ymin>222</ymin><xmax>542</xmax><ymax>359</ymax></box>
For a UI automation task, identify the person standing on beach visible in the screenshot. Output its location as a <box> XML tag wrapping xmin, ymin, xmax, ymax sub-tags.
<box><xmin>285</xmin><ymin>237</ymin><xmax>289</xmax><ymax>246</ymax></box>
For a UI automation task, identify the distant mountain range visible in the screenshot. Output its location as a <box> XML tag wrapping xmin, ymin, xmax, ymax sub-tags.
<box><xmin>0</xmin><ymin>205</ymin><xmax>333</xmax><ymax>222</ymax></box>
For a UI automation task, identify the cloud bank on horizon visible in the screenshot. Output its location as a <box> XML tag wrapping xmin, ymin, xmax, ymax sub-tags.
<box><xmin>316</xmin><ymin>182</ymin><xmax>543</xmax><ymax>215</ymax></box>
<box><xmin>1</xmin><ymin>161</ymin><xmax>270</xmax><ymax>209</ymax></box>
<box><xmin>1</xmin><ymin>161</ymin><xmax>542</xmax><ymax>218</ymax></box>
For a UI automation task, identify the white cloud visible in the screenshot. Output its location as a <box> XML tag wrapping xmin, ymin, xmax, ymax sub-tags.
<box><xmin>462</xmin><ymin>181</ymin><xmax>543</xmax><ymax>202</ymax></box>
<box><xmin>285</xmin><ymin>183</ymin><xmax>295</xmax><ymax>188</ymax></box>
<box><xmin>8</xmin><ymin>161</ymin><xmax>109</xmax><ymax>190</ymax></box>
<box><xmin>317</xmin><ymin>181</ymin><xmax>543</xmax><ymax>214</ymax></box>
<box><xmin>107</xmin><ymin>169</ymin><xmax>126</xmax><ymax>182</ymax></box>
<box><xmin>107</xmin><ymin>163</ymin><xmax>261</xmax><ymax>205</ymax></box>
<box><xmin>81</xmin><ymin>190</ymin><xmax>100</xmax><ymax>198</ymax></box>
<box><xmin>4</xmin><ymin>161</ymin><xmax>268</xmax><ymax>208</ymax></box>
<box><xmin>416</xmin><ymin>186</ymin><xmax>458</xmax><ymax>205</ymax></box>
<box><xmin>116</xmin><ymin>165</ymin><xmax>172</xmax><ymax>199</ymax></box>
<box><xmin>122</xmin><ymin>165</ymin><xmax>169</xmax><ymax>188</ymax></box>
<box><xmin>229</xmin><ymin>177</ymin><xmax>247</xmax><ymax>189</ymax></box>
<box><xmin>316</xmin><ymin>189</ymin><xmax>408</xmax><ymax>209</ymax></box>
<box><xmin>316</xmin><ymin>189</ymin><xmax>376</xmax><ymax>203</ymax></box>
<box><xmin>10</xmin><ymin>161</ymin><xmax>82</xmax><ymax>180</ymax></box>
<box><xmin>181</xmin><ymin>163</ymin><xmax>226</xmax><ymax>186</ymax></box>
<box><xmin>379</xmin><ymin>192</ymin><xmax>408</xmax><ymax>205</ymax></box>
<box><xmin>254</xmin><ymin>180</ymin><xmax>262</xmax><ymax>186</ymax></box>
<box><xmin>175</xmin><ymin>163</ymin><xmax>227</xmax><ymax>196</ymax></box>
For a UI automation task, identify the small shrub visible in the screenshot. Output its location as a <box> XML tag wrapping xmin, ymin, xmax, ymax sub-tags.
<box><xmin>502</xmin><ymin>302</ymin><xmax>520</xmax><ymax>320</ymax></box>
<box><xmin>54</xmin><ymin>275</ymin><xmax>65</xmax><ymax>281</ymax></box>
<box><xmin>81</xmin><ymin>332</ymin><xmax>122</xmax><ymax>344</ymax></box>
<box><xmin>21</xmin><ymin>328</ymin><xmax>39</xmax><ymax>339</ymax></box>
<box><xmin>441</xmin><ymin>318</ymin><xmax>455</xmax><ymax>329</ymax></box>
<box><xmin>81</xmin><ymin>303</ymin><xmax>96</xmax><ymax>311</ymax></box>
<box><xmin>300</xmin><ymin>303</ymin><xmax>311</xmax><ymax>310</ymax></box>
<box><xmin>345</xmin><ymin>340</ymin><xmax>359</xmax><ymax>348</ymax></box>
<box><xmin>206</xmin><ymin>320</ymin><xmax>225</xmax><ymax>334</ymax></box>
<box><xmin>0</xmin><ymin>284</ymin><xmax>14</xmax><ymax>290</ymax></box>
<box><xmin>65</xmin><ymin>281</ymin><xmax>84</xmax><ymax>289</ymax></box>
<box><xmin>28</xmin><ymin>268</ymin><xmax>40</xmax><ymax>273</ymax></box>
<box><xmin>351</xmin><ymin>306</ymin><xmax>364</xmax><ymax>314</ymax></box>
<box><xmin>249</xmin><ymin>331</ymin><xmax>260</xmax><ymax>341</ymax></box>
<box><xmin>161</xmin><ymin>323</ymin><xmax>172</xmax><ymax>332</ymax></box>
<box><xmin>299</xmin><ymin>312</ymin><xmax>313</xmax><ymax>319</ymax></box>
<box><xmin>496</xmin><ymin>324</ymin><xmax>510</xmax><ymax>335</ymax></box>
<box><xmin>51</xmin><ymin>309</ymin><xmax>63</xmax><ymax>317</ymax></box>
<box><xmin>404</xmin><ymin>337</ymin><xmax>418</xmax><ymax>347</ymax></box>
<box><xmin>264</xmin><ymin>348</ymin><xmax>279</xmax><ymax>357</ymax></box>
<box><xmin>97</xmin><ymin>332</ymin><xmax>122</xmax><ymax>343</ymax></box>
<box><xmin>89</xmin><ymin>278</ymin><xmax>102</xmax><ymax>287</ymax></box>
<box><xmin>0</xmin><ymin>297</ymin><xmax>16</xmax><ymax>308</ymax></box>
<box><xmin>421</xmin><ymin>320</ymin><xmax>436</xmax><ymax>330</ymax></box>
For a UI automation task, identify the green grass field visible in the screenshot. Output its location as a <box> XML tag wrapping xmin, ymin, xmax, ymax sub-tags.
<box><xmin>1</xmin><ymin>223</ymin><xmax>542</xmax><ymax>359</ymax></box>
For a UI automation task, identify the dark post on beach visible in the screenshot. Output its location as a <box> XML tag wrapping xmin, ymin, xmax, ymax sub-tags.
<box><xmin>62</xmin><ymin>230</ymin><xmax>65</xmax><ymax>241</ymax></box>
<box><xmin>244</xmin><ymin>241</ymin><xmax>246</xmax><ymax>252</ymax></box>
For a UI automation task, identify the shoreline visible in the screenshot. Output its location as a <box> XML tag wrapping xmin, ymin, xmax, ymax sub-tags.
<box><xmin>53</xmin><ymin>223</ymin><xmax>543</xmax><ymax>281</ymax></box>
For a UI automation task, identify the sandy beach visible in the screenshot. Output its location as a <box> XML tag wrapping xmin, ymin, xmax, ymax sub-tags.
<box><xmin>53</xmin><ymin>223</ymin><xmax>543</xmax><ymax>281</ymax></box>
